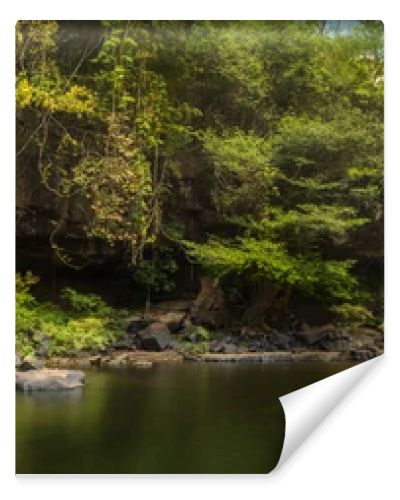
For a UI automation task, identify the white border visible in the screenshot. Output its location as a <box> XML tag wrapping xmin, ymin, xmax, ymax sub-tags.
<box><xmin>1</xmin><ymin>1</ymin><xmax>399</xmax><ymax>498</ymax></box>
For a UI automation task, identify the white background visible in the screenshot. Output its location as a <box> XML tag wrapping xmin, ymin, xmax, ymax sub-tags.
<box><xmin>1</xmin><ymin>1</ymin><xmax>399</xmax><ymax>498</ymax></box>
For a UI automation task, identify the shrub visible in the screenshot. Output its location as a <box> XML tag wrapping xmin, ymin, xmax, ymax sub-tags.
<box><xmin>16</xmin><ymin>272</ymin><xmax>40</xmax><ymax>355</ymax></box>
<box><xmin>180</xmin><ymin>325</ymin><xmax>210</xmax><ymax>343</ymax></box>
<box><xmin>178</xmin><ymin>326</ymin><xmax>210</xmax><ymax>357</ymax></box>
<box><xmin>16</xmin><ymin>273</ymin><xmax>118</xmax><ymax>356</ymax></box>
<box><xmin>330</xmin><ymin>303</ymin><xmax>374</xmax><ymax>328</ymax></box>
<box><xmin>43</xmin><ymin>316</ymin><xmax>115</xmax><ymax>355</ymax></box>
<box><xmin>179</xmin><ymin>341</ymin><xmax>209</xmax><ymax>357</ymax></box>
<box><xmin>61</xmin><ymin>287</ymin><xmax>112</xmax><ymax>317</ymax></box>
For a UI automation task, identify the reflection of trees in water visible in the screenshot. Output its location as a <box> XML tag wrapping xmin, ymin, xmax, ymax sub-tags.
<box><xmin>17</xmin><ymin>363</ymin><xmax>352</xmax><ymax>473</ymax></box>
<box><xmin>22</xmin><ymin>387</ymin><xmax>84</xmax><ymax>404</ymax></box>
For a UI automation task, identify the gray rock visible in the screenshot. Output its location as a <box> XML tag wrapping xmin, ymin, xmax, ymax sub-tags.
<box><xmin>135</xmin><ymin>322</ymin><xmax>172</xmax><ymax>351</ymax></box>
<box><xmin>222</xmin><ymin>343</ymin><xmax>238</xmax><ymax>354</ymax></box>
<box><xmin>154</xmin><ymin>311</ymin><xmax>187</xmax><ymax>332</ymax></box>
<box><xmin>126</xmin><ymin>319</ymin><xmax>150</xmax><ymax>334</ymax></box>
<box><xmin>295</xmin><ymin>324</ymin><xmax>336</xmax><ymax>345</ymax></box>
<box><xmin>269</xmin><ymin>332</ymin><xmax>292</xmax><ymax>350</ymax></box>
<box><xmin>209</xmin><ymin>340</ymin><xmax>220</xmax><ymax>352</ymax></box>
<box><xmin>320</xmin><ymin>338</ymin><xmax>349</xmax><ymax>351</ymax></box>
<box><xmin>16</xmin><ymin>369</ymin><xmax>85</xmax><ymax>391</ymax></box>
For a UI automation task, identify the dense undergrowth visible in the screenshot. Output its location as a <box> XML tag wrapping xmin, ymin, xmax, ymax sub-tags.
<box><xmin>16</xmin><ymin>272</ymin><xmax>124</xmax><ymax>357</ymax></box>
<box><xmin>16</xmin><ymin>21</ymin><xmax>383</xmax><ymax>330</ymax></box>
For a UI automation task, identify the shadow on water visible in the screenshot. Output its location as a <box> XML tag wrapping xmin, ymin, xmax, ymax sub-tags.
<box><xmin>16</xmin><ymin>361</ymin><xmax>354</xmax><ymax>474</ymax></box>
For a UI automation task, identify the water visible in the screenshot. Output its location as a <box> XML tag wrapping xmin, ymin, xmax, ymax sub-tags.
<box><xmin>16</xmin><ymin>361</ymin><xmax>354</xmax><ymax>474</ymax></box>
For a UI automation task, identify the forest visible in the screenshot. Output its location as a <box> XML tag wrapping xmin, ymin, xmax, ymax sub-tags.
<box><xmin>15</xmin><ymin>21</ymin><xmax>384</xmax><ymax>360</ymax></box>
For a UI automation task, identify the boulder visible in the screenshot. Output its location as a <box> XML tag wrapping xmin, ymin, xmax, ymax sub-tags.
<box><xmin>222</xmin><ymin>343</ymin><xmax>238</xmax><ymax>354</ymax></box>
<box><xmin>294</xmin><ymin>324</ymin><xmax>336</xmax><ymax>345</ymax></box>
<box><xmin>135</xmin><ymin>322</ymin><xmax>172</xmax><ymax>351</ymax></box>
<box><xmin>126</xmin><ymin>319</ymin><xmax>150</xmax><ymax>334</ymax></box>
<box><xmin>209</xmin><ymin>340</ymin><xmax>223</xmax><ymax>353</ymax></box>
<box><xmin>319</xmin><ymin>338</ymin><xmax>349</xmax><ymax>351</ymax></box>
<box><xmin>16</xmin><ymin>368</ymin><xmax>85</xmax><ymax>391</ymax></box>
<box><xmin>348</xmin><ymin>327</ymin><xmax>383</xmax><ymax>351</ymax></box>
<box><xmin>153</xmin><ymin>311</ymin><xmax>187</xmax><ymax>332</ymax></box>
<box><xmin>269</xmin><ymin>331</ymin><xmax>293</xmax><ymax>350</ymax></box>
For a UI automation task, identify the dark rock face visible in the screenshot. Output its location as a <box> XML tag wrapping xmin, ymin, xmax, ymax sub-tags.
<box><xmin>16</xmin><ymin>368</ymin><xmax>85</xmax><ymax>391</ymax></box>
<box><xmin>126</xmin><ymin>319</ymin><xmax>150</xmax><ymax>334</ymax></box>
<box><xmin>135</xmin><ymin>322</ymin><xmax>173</xmax><ymax>351</ymax></box>
<box><xmin>268</xmin><ymin>331</ymin><xmax>294</xmax><ymax>351</ymax></box>
<box><xmin>294</xmin><ymin>324</ymin><xmax>336</xmax><ymax>345</ymax></box>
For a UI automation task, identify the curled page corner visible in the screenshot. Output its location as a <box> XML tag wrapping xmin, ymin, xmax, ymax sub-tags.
<box><xmin>274</xmin><ymin>355</ymin><xmax>383</xmax><ymax>471</ymax></box>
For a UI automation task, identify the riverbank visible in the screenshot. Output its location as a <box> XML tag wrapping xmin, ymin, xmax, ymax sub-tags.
<box><xmin>37</xmin><ymin>347</ymin><xmax>379</xmax><ymax>369</ymax></box>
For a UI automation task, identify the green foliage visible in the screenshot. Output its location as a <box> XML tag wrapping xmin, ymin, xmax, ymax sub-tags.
<box><xmin>16</xmin><ymin>21</ymin><xmax>95</xmax><ymax>114</ymax></box>
<box><xmin>179</xmin><ymin>341</ymin><xmax>209</xmax><ymax>357</ymax></box>
<box><xmin>330</xmin><ymin>303</ymin><xmax>374</xmax><ymax>328</ymax></box>
<box><xmin>180</xmin><ymin>325</ymin><xmax>210</xmax><ymax>343</ymax></box>
<box><xmin>178</xmin><ymin>326</ymin><xmax>210</xmax><ymax>357</ymax></box>
<box><xmin>60</xmin><ymin>287</ymin><xmax>112</xmax><ymax>317</ymax></box>
<box><xmin>264</xmin><ymin>205</ymin><xmax>369</xmax><ymax>248</ymax></box>
<box><xmin>16</xmin><ymin>273</ymin><xmax>117</xmax><ymax>356</ymax></box>
<box><xmin>185</xmin><ymin>237</ymin><xmax>357</xmax><ymax>303</ymax></box>
<box><xmin>202</xmin><ymin>129</ymin><xmax>276</xmax><ymax>217</ymax></box>
<box><xmin>16</xmin><ymin>21</ymin><xmax>383</xmax><ymax>325</ymax></box>
<box><xmin>133</xmin><ymin>247</ymin><xmax>178</xmax><ymax>293</ymax></box>
<box><xmin>42</xmin><ymin>316</ymin><xmax>114</xmax><ymax>355</ymax></box>
<box><xmin>16</xmin><ymin>272</ymin><xmax>41</xmax><ymax>355</ymax></box>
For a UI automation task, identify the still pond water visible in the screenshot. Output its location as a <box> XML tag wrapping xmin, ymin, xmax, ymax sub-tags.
<box><xmin>16</xmin><ymin>361</ymin><xmax>354</xmax><ymax>474</ymax></box>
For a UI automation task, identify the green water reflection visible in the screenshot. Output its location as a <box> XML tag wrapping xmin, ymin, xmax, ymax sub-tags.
<box><xmin>16</xmin><ymin>361</ymin><xmax>354</xmax><ymax>474</ymax></box>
